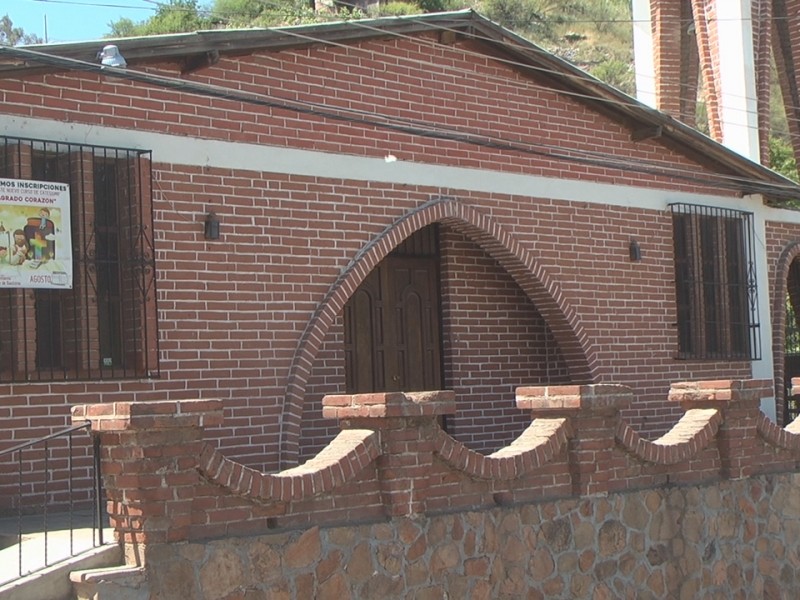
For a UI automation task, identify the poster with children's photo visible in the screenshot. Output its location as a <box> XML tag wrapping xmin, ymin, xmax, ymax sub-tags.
<box><xmin>0</xmin><ymin>178</ymin><xmax>72</xmax><ymax>289</ymax></box>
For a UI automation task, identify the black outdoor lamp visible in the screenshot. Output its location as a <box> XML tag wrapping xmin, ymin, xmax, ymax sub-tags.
<box><xmin>204</xmin><ymin>211</ymin><xmax>221</xmax><ymax>240</ymax></box>
<box><xmin>629</xmin><ymin>239</ymin><xmax>642</xmax><ymax>262</ymax></box>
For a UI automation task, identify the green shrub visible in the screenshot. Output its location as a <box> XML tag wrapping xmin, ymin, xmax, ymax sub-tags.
<box><xmin>378</xmin><ymin>2</ymin><xmax>423</xmax><ymax>16</ymax></box>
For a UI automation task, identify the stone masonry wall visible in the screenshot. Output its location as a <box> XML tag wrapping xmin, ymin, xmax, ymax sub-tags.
<box><xmin>137</xmin><ymin>472</ymin><xmax>800</xmax><ymax>600</ymax></box>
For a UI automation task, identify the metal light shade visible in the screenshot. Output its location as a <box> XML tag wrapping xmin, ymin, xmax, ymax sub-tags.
<box><xmin>99</xmin><ymin>45</ymin><xmax>127</xmax><ymax>68</ymax></box>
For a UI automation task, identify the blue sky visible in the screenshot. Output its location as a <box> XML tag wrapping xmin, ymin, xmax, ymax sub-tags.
<box><xmin>4</xmin><ymin>0</ymin><xmax>160</xmax><ymax>43</ymax></box>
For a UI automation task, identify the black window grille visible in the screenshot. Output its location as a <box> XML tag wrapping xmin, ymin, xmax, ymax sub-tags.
<box><xmin>0</xmin><ymin>135</ymin><xmax>159</xmax><ymax>382</ymax></box>
<box><xmin>670</xmin><ymin>203</ymin><xmax>760</xmax><ymax>360</ymax></box>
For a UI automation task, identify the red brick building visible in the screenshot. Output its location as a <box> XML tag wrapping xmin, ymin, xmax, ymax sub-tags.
<box><xmin>0</xmin><ymin>10</ymin><xmax>799</xmax><ymax>506</ymax></box>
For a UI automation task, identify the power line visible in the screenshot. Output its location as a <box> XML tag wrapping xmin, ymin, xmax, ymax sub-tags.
<box><xmin>1</xmin><ymin>44</ymin><xmax>795</xmax><ymax>198</ymax></box>
<box><xmin>163</xmin><ymin>7</ymin><xmax>800</xmax><ymax>146</ymax></box>
<box><xmin>220</xmin><ymin>7</ymin><xmax>800</xmax><ymax>148</ymax></box>
<box><xmin>191</xmin><ymin>22</ymin><xmax>717</xmax><ymax>170</ymax></box>
<box><xmin>27</xmin><ymin>0</ymin><xmax>155</xmax><ymax>10</ymax></box>
<box><xmin>26</xmin><ymin>0</ymin><xmax>800</xmax><ymax>25</ymax></box>
<box><xmin>322</xmin><ymin>10</ymin><xmax>800</xmax><ymax>135</ymax></box>
<box><xmin>11</xmin><ymin>5</ymin><xmax>800</xmax><ymax>173</ymax></box>
<box><xmin>16</xmin><ymin>0</ymin><xmax>797</xmax><ymax>126</ymax></box>
<box><xmin>344</xmin><ymin>17</ymin><xmax>745</xmax><ymax>130</ymax></box>
<box><xmin>24</xmin><ymin>0</ymin><xmax>648</xmax><ymax>118</ymax></box>
<box><xmin>387</xmin><ymin>14</ymin><xmax>800</xmax><ymax>149</ymax></box>
<box><xmin>12</xmin><ymin>3</ymin><xmax>800</xmax><ymax>153</ymax></box>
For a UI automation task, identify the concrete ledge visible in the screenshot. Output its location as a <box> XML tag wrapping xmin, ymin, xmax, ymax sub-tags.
<box><xmin>0</xmin><ymin>544</ymin><xmax>121</xmax><ymax>600</ymax></box>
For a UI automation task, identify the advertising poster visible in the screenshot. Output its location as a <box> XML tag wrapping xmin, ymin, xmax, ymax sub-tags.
<box><xmin>0</xmin><ymin>178</ymin><xmax>72</xmax><ymax>289</ymax></box>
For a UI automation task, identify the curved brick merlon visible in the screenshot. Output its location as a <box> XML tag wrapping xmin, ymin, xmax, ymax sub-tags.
<box><xmin>756</xmin><ymin>414</ymin><xmax>800</xmax><ymax>450</ymax></box>
<box><xmin>516</xmin><ymin>384</ymin><xmax>632</xmax><ymax>415</ymax></box>
<box><xmin>615</xmin><ymin>409</ymin><xmax>723</xmax><ymax>465</ymax></box>
<box><xmin>432</xmin><ymin>418</ymin><xmax>571</xmax><ymax>480</ymax></box>
<box><xmin>321</xmin><ymin>390</ymin><xmax>455</xmax><ymax>419</ymax></box>
<box><xmin>198</xmin><ymin>429</ymin><xmax>381</xmax><ymax>503</ymax></box>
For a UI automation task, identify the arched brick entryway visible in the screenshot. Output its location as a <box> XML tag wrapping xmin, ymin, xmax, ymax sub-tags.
<box><xmin>278</xmin><ymin>197</ymin><xmax>599</xmax><ymax>467</ymax></box>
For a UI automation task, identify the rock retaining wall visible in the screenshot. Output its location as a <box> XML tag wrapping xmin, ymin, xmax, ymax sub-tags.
<box><xmin>133</xmin><ymin>472</ymin><xmax>800</xmax><ymax>599</ymax></box>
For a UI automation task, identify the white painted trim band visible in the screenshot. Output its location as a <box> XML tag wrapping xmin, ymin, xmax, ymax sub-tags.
<box><xmin>1</xmin><ymin>115</ymin><xmax>786</xmax><ymax>216</ymax></box>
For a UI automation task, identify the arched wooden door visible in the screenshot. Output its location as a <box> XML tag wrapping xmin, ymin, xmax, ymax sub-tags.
<box><xmin>343</xmin><ymin>228</ymin><xmax>443</xmax><ymax>394</ymax></box>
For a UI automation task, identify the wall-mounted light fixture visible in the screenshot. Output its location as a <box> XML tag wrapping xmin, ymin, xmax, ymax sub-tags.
<box><xmin>204</xmin><ymin>212</ymin><xmax>221</xmax><ymax>240</ymax></box>
<box><xmin>98</xmin><ymin>45</ymin><xmax>127</xmax><ymax>68</ymax></box>
<box><xmin>629</xmin><ymin>240</ymin><xmax>642</xmax><ymax>262</ymax></box>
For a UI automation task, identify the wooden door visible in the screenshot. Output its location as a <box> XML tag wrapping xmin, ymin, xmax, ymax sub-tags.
<box><xmin>344</xmin><ymin>256</ymin><xmax>442</xmax><ymax>394</ymax></box>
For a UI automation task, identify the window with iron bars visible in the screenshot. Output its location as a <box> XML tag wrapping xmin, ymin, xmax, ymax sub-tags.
<box><xmin>0</xmin><ymin>136</ymin><xmax>159</xmax><ymax>382</ymax></box>
<box><xmin>670</xmin><ymin>203</ymin><xmax>760</xmax><ymax>361</ymax></box>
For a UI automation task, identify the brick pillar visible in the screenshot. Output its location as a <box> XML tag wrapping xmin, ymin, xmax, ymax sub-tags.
<box><xmin>650</xmin><ymin>0</ymin><xmax>688</xmax><ymax>117</ymax></box>
<box><xmin>751</xmin><ymin>0</ymin><xmax>773</xmax><ymax>165</ymax></box>
<box><xmin>691</xmin><ymin>0</ymin><xmax>724</xmax><ymax>143</ymax></box>
<box><xmin>516</xmin><ymin>384</ymin><xmax>632</xmax><ymax>497</ymax></box>
<box><xmin>774</xmin><ymin>0</ymin><xmax>800</xmax><ymax>172</ymax></box>
<box><xmin>322</xmin><ymin>390</ymin><xmax>455</xmax><ymax>517</ymax></box>
<box><xmin>668</xmin><ymin>379</ymin><xmax>770</xmax><ymax>479</ymax></box>
<box><xmin>72</xmin><ymin>399</ymin><xmax>223</xmax><ymax>564</ymax></box>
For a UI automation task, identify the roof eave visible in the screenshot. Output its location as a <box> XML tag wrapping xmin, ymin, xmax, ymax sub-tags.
<box><xmin>0</xmin><ymin>10</ymin><xmax>479</xmax><ymax>76</ymax></box>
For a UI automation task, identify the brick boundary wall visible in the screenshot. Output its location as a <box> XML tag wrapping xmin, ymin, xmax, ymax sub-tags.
<box><xmin>70</xmin><ymin>378</ymin><xmax>800</xmax><ymax>583</ymax></box>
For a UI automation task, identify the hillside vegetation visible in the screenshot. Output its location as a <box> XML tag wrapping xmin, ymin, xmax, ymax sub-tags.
<box><xmin>479</xmin><ymin>0</ymin><xmax>634</xmax><ymax>93</ymax></box>
<box><xmin>105</xmin><ymin>0</ymin><xmax>635</xmax><ymax>92</ymax></box>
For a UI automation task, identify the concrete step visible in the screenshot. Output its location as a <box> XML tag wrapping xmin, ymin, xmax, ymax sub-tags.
<box><xmin>0</xmin><ymin>544</ymin><xmax>122</xmax><ymax>600</ymax></box>
<box><xmin>70</xmin><ymin>565</ymin><xmax>147</xmax><ymax>600</ymax></box>
<box><xmin>0</xmin><ymin>510</ymin><xmax>114</xmax><ymax>592</ymax></box>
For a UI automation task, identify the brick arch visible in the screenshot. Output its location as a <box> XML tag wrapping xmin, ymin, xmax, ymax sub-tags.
<box><xmin>771</xmin><ymin>240</ymin><xmax>800</xmax><ymax>424</ymax></box>
<box><xmin>278</xmin><ymin>196</ymin><xmax>598</xmax><ymax>467</ymax></box>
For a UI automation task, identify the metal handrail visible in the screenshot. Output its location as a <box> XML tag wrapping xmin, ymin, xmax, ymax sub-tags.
<box><xmin>0</xmin><ymin>422</ymin><xmax>92</xmax><ymax>458</ymax></box>
<box><xmin>0</xmin><ymin>421</ymin><xmax>105</xmax><ymax>583</ymax></box>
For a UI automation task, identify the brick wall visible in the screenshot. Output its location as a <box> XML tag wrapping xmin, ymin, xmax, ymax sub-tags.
<box><xmin>650</xmin><ymin>0</ymin><xmax>688</xmax><ymax>119</ymax></box>
<box><xmin>1</xmin><ymin>35</ymin><xmax>742</xmax><ymax>193</ymax></box>
<box><xmin>0</xmin><ymin>164</ymin><xmax>763</xmax><ymax>510</ymax></box>
<box><xmin>774</xmin><ymin>0</ymin><xmax>800</xmax><ymax>170</ymax></box>
<box><xmin>438</xmin><ymin>226</ymin><xmax>570</xmax><ymax>453</ymax></box>
<box><xmin>0</xmin><ymin>25</ymin><xmax>788</xmax><ymax>508</ymax></box>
